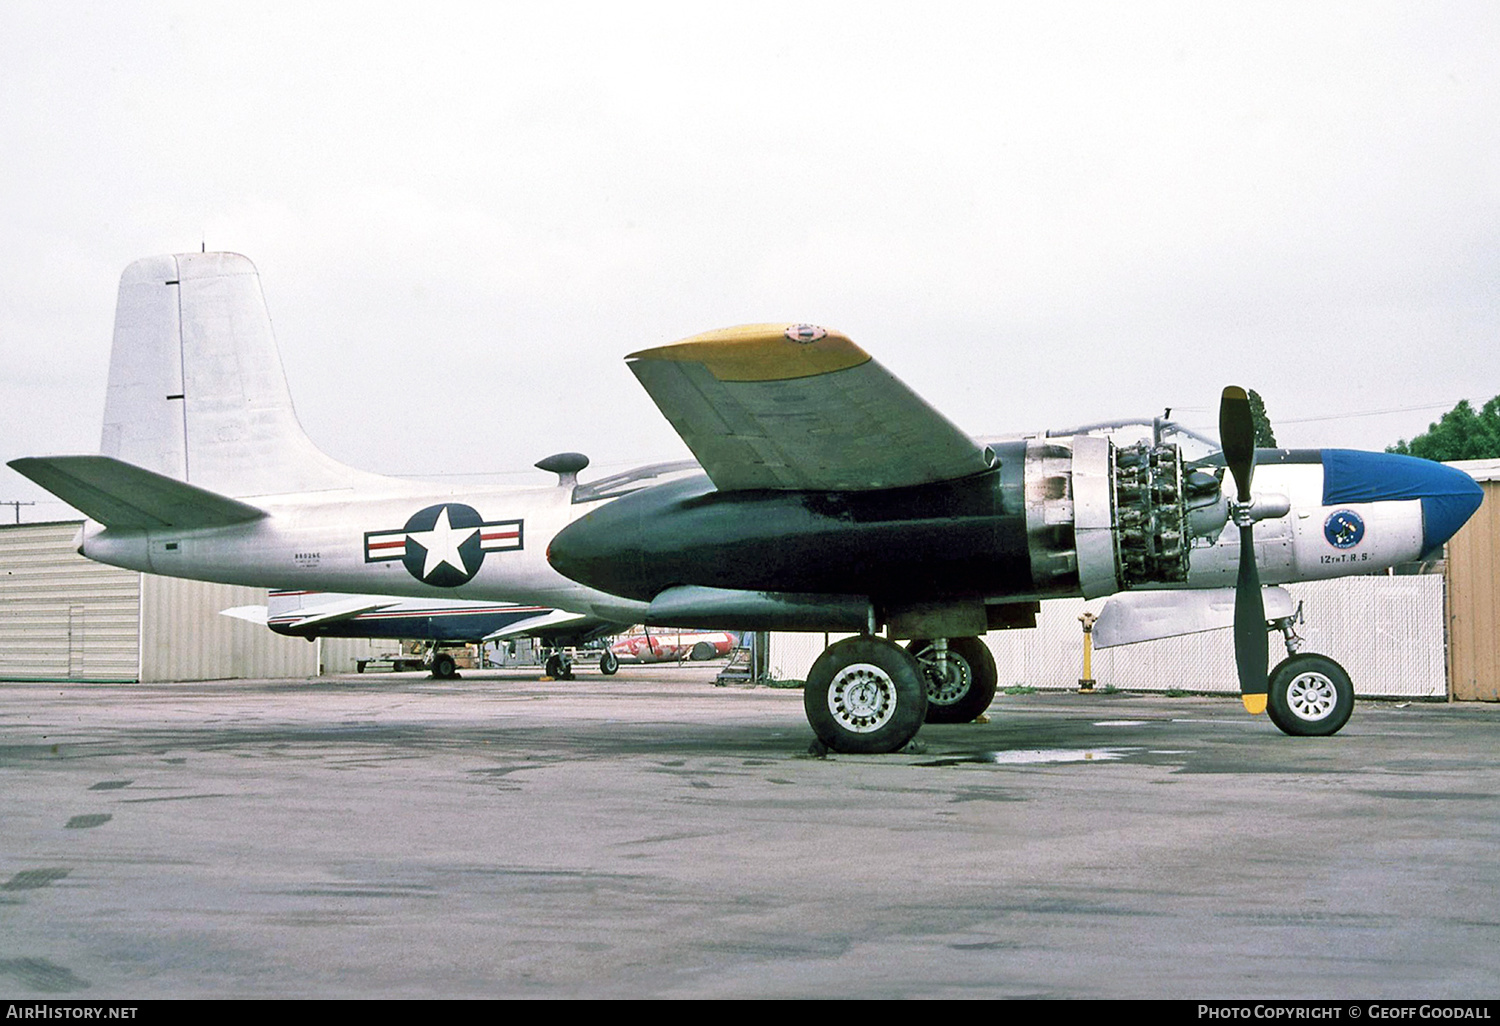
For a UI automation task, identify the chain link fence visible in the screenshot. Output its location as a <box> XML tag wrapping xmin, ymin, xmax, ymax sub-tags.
<box><xmin>769</xmin><ymin>575</ymin><xmax>1447</xmax><ymax>698</ymax></box>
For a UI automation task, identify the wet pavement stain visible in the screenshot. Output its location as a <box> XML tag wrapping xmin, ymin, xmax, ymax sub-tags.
<box><xmin>118</xmin><ymin>793</ymin><xmax>229</xmax><ymax>803</ymax></box>
<box><xmin>0</xmin><ymin>958</ymin><xmax>90</xmax><ymax>993</ymax></box>
<box><xmin>2</xmin><ymin>868</ymin><xmax>70</xmax><ymax>891</ymax></box>
<box><xmin>948</xmin><ymin>788</ymin><xmax>1026</xmax><ymax>803</ymax></box>
<box><xmin>64</xmin><ymin>814</ymin><xmax>111</xmax><ymax>829</ymax></box>
<box><xmin>1356</xmin><ymin>789</ymin><xmax>1500</xmax><ymax>801</ymax></box>
<box><xmin>918</xmin><ymin>747</ymin><xmax>1139</xmax><ymax>767</ymax></box>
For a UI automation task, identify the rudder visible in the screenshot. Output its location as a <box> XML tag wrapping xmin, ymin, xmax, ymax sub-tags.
<box><xmin>100</xmin><ymin>253</ymin><xmax>386</xmax><ymax>498</ymax></box>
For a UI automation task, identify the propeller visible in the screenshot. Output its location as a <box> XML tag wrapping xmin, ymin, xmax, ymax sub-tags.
<box><xmin>1219</xmin><ymin>386</ymin><xmax>1268</xmax><ymax>715</ymax></box>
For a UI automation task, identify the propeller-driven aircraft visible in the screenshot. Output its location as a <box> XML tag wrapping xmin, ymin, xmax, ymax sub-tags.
<box><xmin>544</xmin><ymin>325</ymin><xmax>1485</xmax><ymax>753</ymax></box>
<box><xmin>10</xmin><ymin>253</ymin><xmax>1485</xmax><ymax>756</ymax></box>
<box><xmin>221</xmin><ymin>590</ymin><xmax>627</xmax><ymax>678</ymax></box>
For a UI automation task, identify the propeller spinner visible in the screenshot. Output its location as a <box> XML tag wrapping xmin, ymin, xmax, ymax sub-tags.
<box><xmin>1219</xmin><ymin>386</ymin><xmax>1269</xmax><ymax>714</ymax></box>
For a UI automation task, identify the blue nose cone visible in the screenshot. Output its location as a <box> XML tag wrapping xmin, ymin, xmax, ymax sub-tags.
<box><xmin>1322</xmin><ymin>449</ymin><xmax>1484</xmax><ymax>556</ymax></box>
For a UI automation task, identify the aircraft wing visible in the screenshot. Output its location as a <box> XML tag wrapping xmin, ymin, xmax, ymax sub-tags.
<box><xmin>1093</xmin><ymin>587</ymin><xmax>1297</xmax><ymax>649</ymax></box>
<box><xmin>485</xmin><ymin>609</ymin><xmax>622</xmax><ymax>644</ymax></box>
<box><xmin>9</xmin><ymin>455</ymin><xmax>266</xmax><ymax>529</ymax></box>
<box><xmin>219</xmin><ymin>605</ymin><xmax>269</xmax><ymax>625</ymax></box>
<box><xmin>627</xmin><ymin>324</ymin><xmax>995</xmax><ymax>491</ymax></box>
<box><xmin>273</xmin><ymin>598</ymin><xmax>403</xmax><ymax>630</ymax></box>
<box><xmin>226</xmin><ymin>594</ymin><xmax>401</xmax><ymax>632</ymax></box>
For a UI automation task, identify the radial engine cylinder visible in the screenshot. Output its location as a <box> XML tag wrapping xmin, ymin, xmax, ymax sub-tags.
<box><xmin>1024</xmin><ymin>435</ymin><xmax>1221</xmax><ymax>599</ymax></box>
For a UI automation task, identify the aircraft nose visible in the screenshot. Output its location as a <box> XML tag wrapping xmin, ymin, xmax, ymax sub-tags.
<box><xmin>1321</xmin><ymin>449</ymin><xmax>1484</xmax><ymax>555</ymax></box>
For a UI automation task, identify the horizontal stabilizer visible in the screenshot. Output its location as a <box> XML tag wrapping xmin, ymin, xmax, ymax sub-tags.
<box><xmin>8</xmin><ymin>455</ymin><xmax>268</xmax><ymax>529</ymax></box>
<box><xmin>1093</xmin><ymin>587</ymin><xmax>1295</xmax><ymax>649</ymax></box>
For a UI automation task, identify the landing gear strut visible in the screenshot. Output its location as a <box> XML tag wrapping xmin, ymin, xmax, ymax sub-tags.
<box><xmin>1263</xmin><ymin>610</ymin><xmax>1353</xmax><ymax>737</ymax></box>
<box><xmin>906</xmin><ymin>637</ymin><xmax>998</xmax><ymax>723</ymax></box>
<box><xmin>544</xmin><ymin>651</ymin><xmax>575</xmax><ymax>680</ymax></box>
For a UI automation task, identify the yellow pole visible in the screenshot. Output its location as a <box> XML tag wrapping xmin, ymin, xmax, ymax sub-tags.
<box><xmin>1078</xmin><ymin>610</ymin><xmax>1098</xmax><ymax>692</ymax></box>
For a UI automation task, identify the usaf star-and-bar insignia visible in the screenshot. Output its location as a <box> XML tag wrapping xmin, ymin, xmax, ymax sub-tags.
<box><xmin>364</xmin><ymin>503</ymin><xmax>524</xmax><ymax>587</ymax></box>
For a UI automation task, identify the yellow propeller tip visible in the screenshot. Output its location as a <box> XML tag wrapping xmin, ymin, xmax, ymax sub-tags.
<box><xmin>1242</xmin><ymin>694</ymin><xmax>1268</xmax><ymax>715</ymax></box>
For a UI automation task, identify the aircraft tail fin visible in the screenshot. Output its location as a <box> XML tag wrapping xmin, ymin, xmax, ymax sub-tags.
<box><xmin>8</xmin><ymin>455</ymin><xmax>267</xmax><ymax>529</ymax></box>
<box><xmin>101</xmin><ymin>253</ymin><xmax>387</xmax><ymax>498</ymax></box>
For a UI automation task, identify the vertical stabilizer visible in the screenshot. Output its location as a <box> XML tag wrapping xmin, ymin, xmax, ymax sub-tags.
<box><xmin>100</xmin><ymin>253</ymin><xmax>387</xmax><ymax>498</ymax></box>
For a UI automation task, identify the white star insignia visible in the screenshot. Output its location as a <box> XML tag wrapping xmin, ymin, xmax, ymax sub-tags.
<box><xmin>407</xmin><ymin>506</ymin><xmax>478</xmax><ymax>579</ymax></box>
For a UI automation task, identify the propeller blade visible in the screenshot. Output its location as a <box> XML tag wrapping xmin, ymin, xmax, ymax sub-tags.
<box><xmin>1234</xmin><ymin>523</ymin><xmax>1269</xmax><ymax>713</ymax></box>
<box><xmin>1219</xmin><ymin>385</ymin><xmax>1256</xmax><ymax>502</ymax></box>
<box><xmin>1220</xmin><ymin>386</ymin><xmax>1268</xmax><ymax>713</ymax></box>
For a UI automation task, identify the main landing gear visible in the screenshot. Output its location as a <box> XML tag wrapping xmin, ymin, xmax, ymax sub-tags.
<box><xmin>804</xmin><ymin>634</ymin><xmax>999</xmax><ymax>754</ymax></box>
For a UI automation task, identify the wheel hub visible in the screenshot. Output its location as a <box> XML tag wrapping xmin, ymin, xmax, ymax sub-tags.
<box><xmin>914</xmin><ymin>648</ymin><xmax>971</xmax><ymax>706</ymax></box>
<box><xmin>1286</xmin><ymin>672</ymin><xmax>1337</xmax><ymax>721</ymax></box>
<box><xmin>827</xmin><ymin>662</ymin><xmax>897</xmax><ymax>733</ymax></box>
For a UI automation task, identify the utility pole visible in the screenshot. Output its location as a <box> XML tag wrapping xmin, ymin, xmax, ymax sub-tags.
<box><xmin>1</xmin><ymin>500</ymin><xmax>35</xmax><ymax>524</ymax></box>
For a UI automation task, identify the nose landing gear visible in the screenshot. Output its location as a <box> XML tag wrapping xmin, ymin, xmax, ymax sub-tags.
<box><xmin>1263</xmin><ymin>610</ymin><xmax>1353</xmax><ymax>737</ymax></box>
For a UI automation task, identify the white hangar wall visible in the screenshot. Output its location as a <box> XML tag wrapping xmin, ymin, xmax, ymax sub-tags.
<box><xmin>770</xmin><ymin>575</ymin><xmax>1449</xmax><ymax>699</ymax></box>
<box><xmin>0</xmin><ymin>521</ymin><xmax>139</xmax><ymax>681</ymax></box>
<box><xmin>0</xmin><ymin>522</ymin><xmax>382</xmax><ymax>682</ymax></box>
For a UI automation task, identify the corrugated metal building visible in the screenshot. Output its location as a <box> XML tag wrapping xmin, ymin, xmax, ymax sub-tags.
<box><xmin>0</xmin><ymin>521</ymin><xmax>382</xmax><ymax>681</ymax></box>
<box><xmin>1445</xmin><ymin>459</ymin><xmax>1500</xmax><ymax>701</ymax></box>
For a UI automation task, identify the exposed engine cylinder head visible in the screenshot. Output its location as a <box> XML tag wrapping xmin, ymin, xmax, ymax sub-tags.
<box><xmin>1112</xmin><ymin>441</ymin><xmax>1190</xmax><ymax>588</ymax></box>
<box><xmin>1024</xmin><ymin>435</ymin><xmax>1201</xmax><ymax>598</ymax></box>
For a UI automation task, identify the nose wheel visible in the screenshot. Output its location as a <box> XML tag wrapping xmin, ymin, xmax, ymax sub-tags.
<box><xmin>1266</xmin><ymin>653</ymin><xmax>1353</xmax><ymax>736</ymax></box>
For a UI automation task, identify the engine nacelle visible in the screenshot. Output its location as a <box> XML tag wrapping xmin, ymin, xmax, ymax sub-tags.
<box><xmin>1022</xmin><ymin>435</ymin><xmax>1226</xmax><ymax>599</ymax></box>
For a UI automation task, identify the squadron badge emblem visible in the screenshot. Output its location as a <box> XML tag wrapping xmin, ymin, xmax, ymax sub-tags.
<box><xmin>1323</xmin><ymin>509</ymin><xmax>1365</xmax><ymax>550</ymax></box>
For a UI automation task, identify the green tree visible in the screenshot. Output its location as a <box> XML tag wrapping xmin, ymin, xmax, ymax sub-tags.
<box><xmin>1247</xmin><ymin>389</ymin><xmax>1277</xmax><ymax>448</ymax></box>
<box><xmin>1388</xmin><ymin>397</ymin><xmax>1500</xmax><ymax>461</ymax></box>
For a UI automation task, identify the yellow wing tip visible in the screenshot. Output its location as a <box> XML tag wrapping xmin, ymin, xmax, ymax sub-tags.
<box><xmin>628</xmin><ymin>323</ymin><xmax>870</xmax><ymax>382</ymax></box>
<box><xmin>1242</xmin><ymin>693</ymin><xmax>1268</xmax><ymax>714</ymax></box>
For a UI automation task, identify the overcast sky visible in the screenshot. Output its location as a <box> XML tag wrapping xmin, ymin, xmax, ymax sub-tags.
<box><xmin>3</xmin><ymin>2</ymin><xmax>1498</xmax><ymax>521</ymax></box>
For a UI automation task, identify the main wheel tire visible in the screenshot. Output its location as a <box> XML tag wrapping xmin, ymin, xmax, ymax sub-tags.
<box><xmin>1266</xmin><ymin>653</ymin><xmax>1354</xmax><ymax>736</ymax></box>
<box><xmin>544</xmin><ymin>653</ymin><xmax>564</xmax><ymax>678</ymax></box>
<box><xmin>432</xmin><ymin>653</ymin><xmax>457</xmax><ymax>679</ymax></box>
<box><xmin>599</xmin><ymin>649</ymin><xmax>619</xmax><ymax>675</ymax></box>
<box><xmin>906</xmin><ymin>636</ymin><xmax>998</xmax><ymax>723</ymax></box>
<box><xmin>804</xmin><ymin>636</ymin><xmax>928</xmax><ymax>754</ymax></box>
